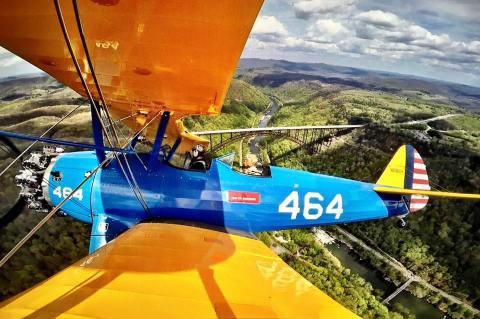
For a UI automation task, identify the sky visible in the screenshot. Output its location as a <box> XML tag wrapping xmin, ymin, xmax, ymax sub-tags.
<box><xmin>0</xmin><ymin>47</ymin><xmax>42</xmax><ymax>78</ymax></box>
<box><xmin>1</xmin><ymin>0</ymin><xmax>479</xmax><ymax>87</ymax></box>
<box><xmin>243</xmin><ymin>0</ymin><xmax>480</xmax><ymax>87</ymax></box>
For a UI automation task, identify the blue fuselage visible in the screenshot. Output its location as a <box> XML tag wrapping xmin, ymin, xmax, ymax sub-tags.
<box><xmin>44</xmin><ymin>152</ymin><xmax>408</xmax><ymax>252</ymax></box>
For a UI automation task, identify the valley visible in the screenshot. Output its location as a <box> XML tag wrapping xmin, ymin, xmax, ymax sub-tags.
<box><xmin>1</xmin><ymin>59</ymin><xmax>479</xmax><ymax>318</ymax></box>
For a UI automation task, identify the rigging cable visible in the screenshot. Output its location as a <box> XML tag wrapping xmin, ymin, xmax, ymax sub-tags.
<box><xmin>0</xmin><ymin>156</ymin><xmax>110</xmax><ymax>268</ymax></box>
<box><xmin>71</xmin><ymin>0</ymin><xmax>120</xmax><ymax>146</ymax></box>
<box><xmin>106</xmin><ymin>112</ymin><xmax>140</xmax><ymax>129</ymax></box>
<box><xmin>112</xmin><ymin>116</ymin><xmax>148</xmax><ymax>170</ymax></box>
<box><xmin>53</xmin><ymin>0</ymin><xmax>115</xmax><ymax>149</ymax></box>
<box><xmin>0</xmin><ymin>103</ymin><xmax>84</xmax><ymax>178</ymax></box>
<box><xmin>0</xmin><ymin>111</ymin><xmax>163</xmax><ymax>268</ymax></box>
<box><xmin>71</xmin><ymin>0</ymin><xmax>151</xmax><ymax>213</ymax></box>
<box><xmin>54</xmin><ymin>0</ymin><xmax>151</xmax><ymax>216</ymax></box>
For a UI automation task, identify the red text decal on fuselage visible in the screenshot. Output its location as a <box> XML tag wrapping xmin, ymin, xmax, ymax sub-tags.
<box><xmin>227</xmin><ymin>191</ymin><xmax>260</xmax><ymax>204</ymax></box>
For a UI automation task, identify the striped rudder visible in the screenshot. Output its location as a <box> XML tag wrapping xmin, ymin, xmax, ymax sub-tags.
<box><xmin>405</xmin><ymin>146</ymin><xmax>430</xmax><ymax>212</ymax></box>
<box><xmin>377</xmin><ymin>145</ymin><xmax>430</xmax><ymax>213</ymax></box>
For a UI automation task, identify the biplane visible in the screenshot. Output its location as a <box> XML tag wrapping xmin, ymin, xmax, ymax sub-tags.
<box><xmin>0</xmin><ymin>1</ymin><xmax>479</xmax><ymax>318</ymax></box>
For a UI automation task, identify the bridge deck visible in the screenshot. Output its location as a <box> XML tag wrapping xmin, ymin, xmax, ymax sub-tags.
<box><xmin>383</xmin><ymin>277</ymin><xmax>417</xmax><ymax>304</ymax></box>
<box><xmin>192</xmin><ymin>125</ymin><xmax>365</xmax><ymax>135</ymax></box>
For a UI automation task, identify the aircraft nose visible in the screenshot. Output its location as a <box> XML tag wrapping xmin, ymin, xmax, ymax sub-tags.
<box><xmin>41</xmin><ymin>151</ymin><xmax>98</xmax><ymax>224</ymax></box>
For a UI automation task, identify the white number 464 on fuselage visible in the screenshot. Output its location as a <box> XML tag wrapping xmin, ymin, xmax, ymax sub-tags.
<box><xmin>278</xmin><ymin>191</ymin><xmax>343</xmax><ymax>220</ymax></box>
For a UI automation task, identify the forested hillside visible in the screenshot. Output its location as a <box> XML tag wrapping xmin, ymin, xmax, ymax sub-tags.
<box><xmin>183</xmin><ymin>79</ymin><xmax>270</xmax><ymax>131</ymax></box>
<box><xmin>0</xmin><ymin>76</ymin><xmax>271</xmax><ymax>300</ymax></box>
<box><xmin>0</xmin><ymin>76</ymin><xmax>92</xmax><ymax>298</ymax></box>
<box><xmin>1</xmin><ymin>62</ymin><xmax>479</xmax><ymax>319</ymax></box>
<box><xmin>259</xmin><ymin>76</ymin><xmax>480</xmax><ymax>318</ymax></box>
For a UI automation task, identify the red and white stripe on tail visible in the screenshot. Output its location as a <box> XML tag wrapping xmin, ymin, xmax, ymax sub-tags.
<box><xmin>410</xmin><ymin>150</ymin><xmax>430</xmax><ymax>212</ymax></box>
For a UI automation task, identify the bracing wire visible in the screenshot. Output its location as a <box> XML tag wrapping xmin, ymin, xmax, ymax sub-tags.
<box><xmin>0</xmin><ymin>111</ymin><xmax>162</xmax><ymax>268</ymax></box>
<box><xmin>71</xmin><ymin>0</ymin><xmax>120</xmax><ymax>146</ymax></box>
<box><xmin>404</xmin><ymin>164</ymin><xmax>454</xmax><ymax>194</ymax></box>
<box><xmin>0</xmin><ymin>103</ymin><xmax>85</xmax><ymax>178</ymax></box>
<box><xmin>0</xmin><ymin>145</ymin><xmax>13</xmax><ymax>158</ymax></box>
<box><xmin>54</xmin><ymin>0</ymin><xmax>152</xmax><ymax>216</ymax></box>
<box><xmin>53</xmin><ymin>0</ymin><xmax>116</xmax><ymax>151</ymax></box>
<box><xmin>71</xmin><ymin>0</ymin><xmax>151</xmax><ymax>213</ymax></box>
<box><xmin>112</xmin><ymin>118</ymin><xmax>147</xmax><ymax>170</ymax></box>
<box><xmin>106</xmin><ymin>112</ymin><xmax>140</xmax><ymax>129</ymax></box>
<box><xmin>0</xmin><ymin>156</ymin><xmax>110</xmax><ymax>268</ymax></box>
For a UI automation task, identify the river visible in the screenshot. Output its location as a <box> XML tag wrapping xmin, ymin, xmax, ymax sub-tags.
<box><xmin>250</xmin><ymin>98</ymin><xmax>445</xmax><ymax>318</ymax></box>
<box><xmin>326</xmin><ymin>242</ymin><xmax>445</xmax><ymax>318</ymax></box>
<box><xmin>247</xmin><ymin>99</ymin><xmax>280</xmax><ymax>155</ymax></box>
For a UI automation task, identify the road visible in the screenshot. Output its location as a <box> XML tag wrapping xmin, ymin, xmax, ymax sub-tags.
<box><xmin>334</xmin><ymin>227</ymin><xmax>479</xmax><ymax>314</ymax></box>
<box><xmin>398</xmin><ymin>113</ymin><xmax>461</xmax><ymax>125</ymax></box>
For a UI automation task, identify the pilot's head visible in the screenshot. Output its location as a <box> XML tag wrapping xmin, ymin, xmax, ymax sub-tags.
<box><xmin>192</xmin><ymin>144</ymin><xmax>205</xmax><ymax>158</ymax></box>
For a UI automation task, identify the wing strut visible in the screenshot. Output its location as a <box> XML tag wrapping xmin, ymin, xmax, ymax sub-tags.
<box><xmin>148</xmin><ymin>111</ymin><xmax>170</xmax><ymax>171</ymax></box>
<box><xmin>0</xmin><ymin>130</ymin><xmax>135</xmax><ymax>154</ymax></box>
<box><xmin>166</xmin><ymin>137</ymin><xmax>182</xmax><ymax>161</ymax></box>
<box><xmin>72</xmin><ymin>0</ymin><xmax>123</xmax><ymax>150</ymax></box>
<box><xmin>53</xmin><ymin>0</ymin><xmax>107</xmax><ymax>160</ymax></box>
<box><xmin>91</xmin><ymin>102</ymin><xmax>106</xmax><ymax>161</ymax></box>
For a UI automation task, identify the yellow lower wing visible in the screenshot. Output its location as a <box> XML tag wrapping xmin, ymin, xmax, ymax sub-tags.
<box><xmin>0</xmin><ymin>223</ymin><xmax>358</xmax><ymax>319</ymax></box>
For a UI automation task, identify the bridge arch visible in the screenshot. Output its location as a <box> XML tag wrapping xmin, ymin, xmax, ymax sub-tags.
<box><xmin>209</xmin><ymin>131</ymin><xmax>305</xmax><ymax>153</ymax></box>
<box><xmin>192</xmin><ymin>125</ymin><xmax>364</xmax><ymax>155</ymax></box>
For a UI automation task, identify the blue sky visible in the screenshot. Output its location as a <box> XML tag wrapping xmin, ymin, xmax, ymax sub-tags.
<box><xmin>1</xmin><ymin>0</ymin><xmax>479</xmax><ymax>86</ymax></box>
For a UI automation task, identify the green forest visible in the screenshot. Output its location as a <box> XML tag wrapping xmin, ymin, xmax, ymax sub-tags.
<box><xmin>186</xmin><ymin>74</ymin><xmax>480</xmax><ymax>317</ymax></box>
<box><xmin>258</xmin><ymin>229</ymin><xmax>416</xmax><ymax>319</ymax></box>
<box><xmin>257</xmin><ymin>80</ymin><xmax>480</xmax><ymax>318</ymax></box>
<box><xmin>0</xmin><ymin>70</ymin><xmax>479</xmax><ymax>319</ymax></box>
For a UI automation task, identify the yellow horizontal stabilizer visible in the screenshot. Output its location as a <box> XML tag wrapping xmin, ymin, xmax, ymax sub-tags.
<box><xmin>0</xmin><ymin>223</ymin><xmax>359</xmax><ymax>319</ymax></box>
<box><xmin>375</xmin><ymin>186</ymin><xmax>480</xmax><ymax>200</ymax></box>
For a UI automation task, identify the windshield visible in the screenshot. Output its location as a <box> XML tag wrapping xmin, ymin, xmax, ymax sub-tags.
<box><xmin>217</xmin><ymin>152</ymin><xmax>235</xmax><ymax>168</ymax></box>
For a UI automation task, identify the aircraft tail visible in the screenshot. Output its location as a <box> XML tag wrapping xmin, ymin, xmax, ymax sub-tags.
<box><xmin>376</xmin><ymin>145</ymin><xmax>430</xmax><ymax>213</ymax></box>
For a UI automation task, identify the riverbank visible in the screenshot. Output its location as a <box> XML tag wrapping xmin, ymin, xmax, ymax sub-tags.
<box><xmin>262</xmin><ymin>229</ymin><xmax>416</xmax><ymax>318</ymax></box>
<box><xmin>322</xmin><ymin>231</ymin><xmax>444</xmax><ymax>319</ymax></box>
<box><xmin>249</xmin><ymin>96</ymin><xmax>471</xmax><ymax>318</ymax></box>
<box><xmin>327</xmin><ymin>226</ymin><xmax>479</xmax><ymax>319</ymax></box>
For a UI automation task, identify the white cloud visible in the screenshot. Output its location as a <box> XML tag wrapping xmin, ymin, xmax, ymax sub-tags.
<box><xmin>356</xmin><ymin>10</ymin><xmax>403</xmax><ymax>28</ymax></box>
<box><xmin>305</xmin><ymin>19</ymin><xmax>350</xmax><ymax>47</ymax></box>
<box><xmin>309</xmin><ymin>19</ymin><xmax>347</xmax><ymax>37</ymax></box>
<box><xmin>293</xmin><ymin>0</ymin><xmax>356</xmax><ymax>19</ymax></box>
<box><xmin>462</xmin><ymin>41</ymin><xmax>480</xmax><ymax>55</ymax></box>
<box><xmin>0</xmin><ymin>54</ymin><xmax>22</xmax><ymax>67</ymax></box>
<box><xmin>248</xmin><ymin>14</ymin><xmax>341</xmax><ymax>55</ymax></box>
<box><xmin>0</xmin><ymin>47</ymin><xmax>44</xmax><ymax>78</ymax></box>
<box><xmin>251</xmin><ymin>16</ymin><xmax>288</xmax><ymax>37</ymax></box>
<box><xmin>352</xmin><ymin>10</ymin><xmax>456</xmax><ymax>53</ymax></box>
<box><xmin>244</xmin><ymin>0</ymin><xmax>480</xmax><ymax>86</ymax></box>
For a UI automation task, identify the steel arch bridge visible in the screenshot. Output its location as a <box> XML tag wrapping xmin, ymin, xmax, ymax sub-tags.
<box><xmin>192</xmin><ymin>125</ymin><xmax>365</xmax><ymax>154</ymax></box>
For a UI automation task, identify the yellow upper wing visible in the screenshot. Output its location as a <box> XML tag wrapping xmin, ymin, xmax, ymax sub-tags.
<box><xmin>0</xmin><ymin>0</ymin><xmax>263</xmax><ymax>151</ymax></box>
<box><xmin>0</xmin><ymin>223</ymin><xmax>358</xmax><ymax>319</ymax></box>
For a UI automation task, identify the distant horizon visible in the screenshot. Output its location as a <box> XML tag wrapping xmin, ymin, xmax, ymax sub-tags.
<box><xmin>239</xmin><ymin>57</ymin><xmax>480</xmax><ymax>89</ymax></box>
<box><xmin>2</xmin><ymin>56</ymin><xmax>479</xmax><ymax>90</ymax></box>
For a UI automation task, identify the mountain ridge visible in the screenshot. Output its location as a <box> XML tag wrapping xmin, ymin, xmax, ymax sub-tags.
<box><xmin>238</xmin><ymin>58</ymin><xmax>480</xmax><ymax>112</ymax></box>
